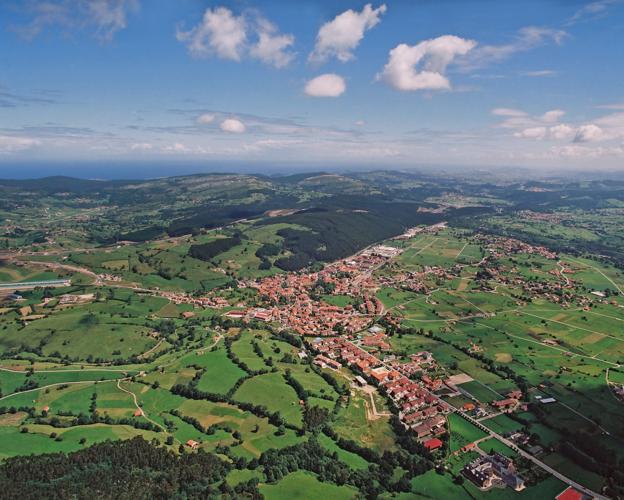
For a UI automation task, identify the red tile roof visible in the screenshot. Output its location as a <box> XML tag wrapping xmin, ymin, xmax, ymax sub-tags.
<box><xmin>424</xmin><ymin>438</ymin><xmax>443</xmax><ymax>450</ymax></box>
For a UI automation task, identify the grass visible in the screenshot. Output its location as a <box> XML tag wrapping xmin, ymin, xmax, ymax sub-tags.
<box><xmin>483</xmin><ymin>414</ymin><xmax>522</xmax><ymax>435</ymax></box>
<box><xmin>317</xmin><ymin>433</ymin><xmax>370</xmax><ymax>470</ymax></box>
<box><xmin>448</xmin><ymin>413</ymin><xmax>488</xmax><ymax>452</ymax></box>
<box><xmin>259</xmin><ymin>471</ymin><xmax>358</xmax><ymax>500</ymax></box>
<box><xmin>233</xmin><ymin>372</ymin><xmax>303</xmax><ymax>427</ymax></box>
<box><xmin>333</xmin><ymin>391</ymin><xmax>396</xmax><ymax>454</ymax></box>
<box><xmin>194</xmin><ymin>348</ymin><xmax>246</xmax><ymax>394</ymax></box>
<box><xmin>478</xmin><ymin>437</ymin><xmax>517</xmax><ymax>458</ymax></box>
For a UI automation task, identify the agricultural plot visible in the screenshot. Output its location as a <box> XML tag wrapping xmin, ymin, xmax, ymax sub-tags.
<box><xmin>482</xmin><ymin>414</ymin><xmax>522</xmax><ymax>435</ymax></box>
<box><xmin>259</xmin><ymin>470</ymin><xmax>359</xmax><ymax>500</ymax></box>
<box><xmin>233</xmin><ymin>372</ymin><xmax>303</xmax><ymax>427</ymax></box>
<box><xmin>333</xmin><ymin>391</ymin><xmax>396</xmax><ymax>454</ymax></box>
<box><xmin>195</xmin><ymin>348</ymin><xmax>246</xmax><ymax>394</ymax></box>
<box><xmin>447</xmin><ymin>413</ymin><xmax>488</xmax><ymax>452</ymax></box>
<box><xmin>230</xmin><ymin>335</ymin><xmax>269</xmax><ymax>372</ymax></box>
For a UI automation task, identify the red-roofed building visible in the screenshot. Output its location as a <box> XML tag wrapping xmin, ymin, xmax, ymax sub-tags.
<box><xmin>555</xmin><ymin>487</ymin><xmax>587</xmax><ymax>500</ymax></box>
<box><xmin>424</xmin><ymin>438</ymin><xmax>443</xmax><ymax>451</ymax></box>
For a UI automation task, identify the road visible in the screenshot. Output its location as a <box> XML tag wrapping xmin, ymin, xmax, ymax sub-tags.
<box><xmin>341</xmin><ymin>337</ymin><xmax>608</xmax><ymax>499</ymax></box>
<box><xmin>453</xmin><ymin>407</ymin><xmax>608</xmax><ymax>500</ymax></box>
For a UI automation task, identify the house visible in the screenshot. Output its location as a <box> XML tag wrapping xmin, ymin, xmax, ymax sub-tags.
<box><xmin>355</xmin><ymin>375</ymin><xmax>367</xmax><ymax>387</ymax></box>
<box><xmin>134</xmin><ymin>408</ymin><xmax>143</xmax><ymax>417</ymax></box>
<box><xmin>181</xmin><ymin>311</ymin><xmax>195</xmax><ymax>319</ymax></box>
<box><xmin>186</xmin><ymin>439</ymin><xmax>199</xmax><ymax>449</ymax></box>
<box><xmin>461</xmin><ymin>442</ymin><xmax>476</xmax><ymax>453</ymax></box>
<box><xmin>424</xmin><ymin>438</ymin><xmax>443</xmax><ymax>451</ymax></box>
<box><xmin>491</xmin><ymin>398</ymin><xmax>518</xmax><ymax>411</ymax></box>
<box><xmin>556</xmin><ymin>486</ymin><xmax>590</xmax><ymax>500</ymax></box>
<box><xmin>463</xmin><ymin>402</ymin><xmax>476</xmax><ymax>411</ymax></box>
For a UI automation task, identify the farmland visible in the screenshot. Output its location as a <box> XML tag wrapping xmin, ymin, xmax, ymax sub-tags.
<box><xmin>1</xmin><ymin>171</ymin><xmax>624</xmax><ymax>498</ymax></box>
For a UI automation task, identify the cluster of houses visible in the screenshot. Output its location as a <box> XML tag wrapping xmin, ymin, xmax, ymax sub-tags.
<box><xmin>242</xmin><ymin>252</ymin><xmax>392</xmax><ymax>335</ymax></box>
<box><xmin>491</xmin><ymin>390</ymin><xmax>524</xmax><ymax>413</ymax></box>
<box><xmin>310</xmin><ymin>336</ymin><xmax>451</xmax><ymax>442</ymax></box>
<box><xmin>462</xmin><ymin>453</ymin><xmax>525</xmax><ymax>492</ymax></box>
<box><xmin>478</xmin><ymin>235</ymin><xmax>558</xmax><ymax>261</ymax></box>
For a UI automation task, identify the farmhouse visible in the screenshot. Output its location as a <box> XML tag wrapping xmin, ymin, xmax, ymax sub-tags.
<box><xmin>424</xmin><ymin>437</ymin><xmax>443</xmax><ymax>451</ymax></box>
<box><xmin>186</xmin><ymin>439</ymin><xmax>199</xmax><ymax>450</ymax></box>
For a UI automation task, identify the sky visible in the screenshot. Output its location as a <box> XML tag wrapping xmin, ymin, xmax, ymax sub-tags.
<box><xmin>0</xmin><ymin>0</ymin><xmax>623</xmax><ymax>176</ymax></box>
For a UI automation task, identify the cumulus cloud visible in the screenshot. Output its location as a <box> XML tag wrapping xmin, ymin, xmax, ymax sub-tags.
<box><xmin>378</xmin><ymin>35</ymin><xmax>476</xmax><ymax>91</ymax></box>
<box><xmin>494</xmin><ymin>106</ymin><xmax>622</xmax><ymax>146</ymax></box>
<box><xmin>514</xmin><ymin>127</ymin><xmax>547</xmax><ymax>140</ymax></box>
<box><xmin>220</xmin><ymin>118</ymin><xmax>246</xmax><ymax>133</ymax></box>
<box><xmin>549</xmin><ymin>124</ymin><xmax>575</xmax><ymax>140</ymax></box>
<box><xmin>309</xmin><ymin>3</ymin><xmax>386</xmax><ymax>63</ymax></box>
<box><xmin>15</xmin><ymin>0</ymin><xmax>138</xmax><ymax>42</ymax></box>
<box><xmin>177</xmin><ymin>7</ymin><xmax>247</xmax><ymax>60</ymax></box>
<box><xmin>492</xmin><ymin>107</ymin><xmax>567</xmax><ymax>131</ymax></box>
<box><xmin>0</xmin><ymin>135</ymin><xmax>40</xmax><ymax>153</ymax></box>
<box><xmin>574</xmin><ymin>124</ymin><xmax>604</xmax><ymax>142</ymax></box>
<box><xmin>304</xmin><ymin>74</ymin><xmax>346</xmax><ymax>97</ymax></box>
<box><xmin>541</xmin><ymin>109</ymin><xmax>565</xmax><ymax>123</ymax></box>
<box><xmin>177</xmin><ymin>7</ymin><xmax>294</xmax><ymax>67</ymax></box>
<box><xmin>196</xmin><ymin>113</ymin><xmax>216</xmax><ymax>124</ymax></box>
<box><xmin>249</xmin><ymin>18</ymin><xmax>295</xmax><ymax>68</ymax></box>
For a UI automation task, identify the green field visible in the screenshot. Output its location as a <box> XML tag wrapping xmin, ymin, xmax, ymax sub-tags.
<box><xmin>260</xmin><ymin>471</ymin><xmax>358</xmax><ymax>500</ymax></box>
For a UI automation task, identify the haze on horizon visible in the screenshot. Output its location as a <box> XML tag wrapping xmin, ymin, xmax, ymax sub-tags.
<box><xmin>1</xmin><ymin>0</ymin><xmax>623</xmax><ymax>173</ymax></box>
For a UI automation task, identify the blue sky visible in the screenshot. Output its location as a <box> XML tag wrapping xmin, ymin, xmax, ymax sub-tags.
<box><xmin>1</xmin><ymin>0</ymin><xmax>623</xmax><ymax>173</ymax></box>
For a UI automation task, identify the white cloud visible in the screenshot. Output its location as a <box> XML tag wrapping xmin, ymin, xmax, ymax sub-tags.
<box><xmin>491</xmin><ymin>108</ymin><xmax>527</xmax><ymax>118</ymax></box>
<box><xmin>541</xmin><ymin>109</ymin><xmax>565</xmax><ymax>123</ymax></box>
<box><xmin>162</xmin><ymin>142</ymin><xmax>191</xmax><ymax>154</ymax></box>
<box><xmin>521</xmin><ymin>69</ymin><xmax>557</xmax><ymax>77</ymax></box>
<box><xmin>514</xmin><ymin>127</ymin><xmax>547</xmax><ymax>140</ymax></box>
<box><xmin>177</xmin><ymin>7</ymin><xmax>294</xmax><ymax>67</ymax></box>
<box><xmin>549</xmin><ymin>124</ymin><xmax>575</xmax><ymax>140</ymax></box>
<box><xmin>309</xmin><ymin>3</ymin><xmax>386</xmax><ymax>63</ymax></box>
<box><xmin>250</xmin><ymin>18</ymin><xmax>295</xmax><ymax>68</ymax></box>
<box><xmin>378</xmin><ymin>35</ymin><xmax>476</xmax><ymax>91</ymax></box>
<box><xmin>177</xmin><ymin>7</ymin><xmax>247</xmax><ymax>60</ymax></box>
<box><xmin>574</xmin><ymin>124</ymin><xmax>604</xmax><ymax>142</ymax></box>
<box><xmin>459</xmin><ymin>26</ymin><xmax>566</xmax><ymax>71</ymax></box>
<box><xmin>0</xmin><ymin>135</ymin><xmax>40</xmax><ymax>153</ymax></box>
<box><xmin>87</xmin><ymin>0</ymin><xmax>138</xmax><ymax>42</ymax></box>
<box><xmin>197</xmin><ymin>113</ymin><xmax>216</xmax><ymax>124</ymax></box>
<box><xmin>220</xmin><ymin>118</ymin><xmax>246</xmax><ymax>133</ymax></box>
<box><xmin>16</xmin><ymin>0</ymin><xmax>138</xmax><ymax>42</ymax></box>
<box><xmin>304</xmin><ymin>73</ymin><xmax>346</xmax><ymax>97</ymax></box>
<box><xmin>567</xmin><ymin>0</ymin><xmax>618</xmax><ymax>25</ymax></box>
<box><xmin>130</xmin><ymin>142</ymin><xmax>153</xmax><ymax>150</ymax></box>
<box><xmin>493</xmin><ymin>107</ymin><xmax>567</xmax><ymax>131</ymax></box>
